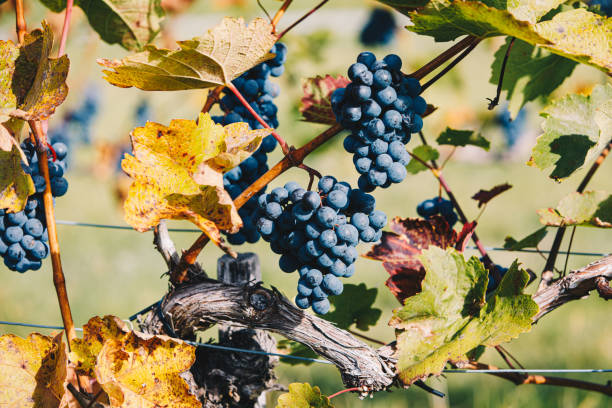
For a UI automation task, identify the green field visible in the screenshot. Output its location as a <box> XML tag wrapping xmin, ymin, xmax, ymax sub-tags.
<box><xmin>1</xmin><ymin>1</ymin><xmax>610</xmax><ymax>407</ymax></box>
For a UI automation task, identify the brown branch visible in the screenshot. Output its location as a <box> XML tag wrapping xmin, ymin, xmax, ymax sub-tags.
<box><xmin>171</xmin><ymin>123</ymin><xmax>343</xmax><ymax>285</ymax></box>
<box><xmin>533</xmin><ymin>255</ymin><xmax>612</xmax><ymax>321</ymax></box>
<box><xmin>271</xmin><ymin>0</ymin><xmax>293</xmax><ymax>32</ymax></box>
<box><xmin>458</xmin><ymin>362</ymin><xmax>612</xmax><ymax>397</ymax></box>
<box><xmin>409</xmin><ymin>36</ymin><xmax>478</xmax><ymax>80</ymax></box>
<box><xmin>13</xmin><ymin>0</ymin><xmax>26</xmax><ymax>44</ymax></box>
<box><xmin>277</xmin><ymin>0</ymin><xmax>330</xmax><ymax>41</ymax></box>
<box><xmin>140</xmin><ymin>279</ymin><xmax>396</xmax><ymax>392</ymax></box>
<box><xmin>29</xmin><ymin>121</ymin><xmax>77</xmax><ymax>345</ymax></box>
<box><xmin>200</xmin><ymin>86</ymin><xmax>223</xmax><ymax>114</ymax></box>
<box><xmin>420</xmin><ymin>39</ymin><xmax>481</xmax><ymax>93</ymax></box>
<box><xmin>543</xmin><ymin>139</ymin><xmax>612</xmax><ymax>281</ymax></box>
<box><xmin>487</xmin><ymin>37</ymin><xmax>515</xmax><ymax>110</ymax></box>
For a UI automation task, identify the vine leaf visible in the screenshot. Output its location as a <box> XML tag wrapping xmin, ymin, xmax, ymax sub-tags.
<box><xmin>325</xmin><ymin>283</ymin><xmax>382</xmax><ymax>331</ymax></box>
<box><xmin>537</xmin><ymin>191</ymin><xmax>612</xmax><ymax>228</ymax></box>
<box><xmin>0</xmin><ymin>21</ymin><xmax>69</xmax><ymax>122</ymax></box>
<box><xmin>40</xmin><ymin>0</ymin><xmax>164</xmax><ymax>51</ymax></box>
<box><xmin>528</xmin><ymin>84</ymin><xmax>612</xmax><ymax>181</ymax></box>
<box><xmin>534</xmin><ymin>9</ymin><xmax>612</xmax><ymax>73</ymax></box>
<box><xmin>0</xmin><ymin>332</ymin><xmax>67</xmax><ymax>407</ymax></box>
<box><xmin>504</xmin><ymin>227</ymin><xmax>548</xmax><ymax>250</ymax></box>
<box><xmin>364</xmin><ymin>216</ymin><xmax>458</xmax><ymax>303</ymax></box>
<box><xmin>300</xmin><ymin>75</ymin><xmax>350</xmax><ymax>125</ymax></box>
<box><xmin>71</xmin><ymin>316</ymin><xmax>198</xmax><ymax>408</ymax></box>
<box><xmin>391</xmin><ymin>247</ymin><xmax>538</xmax><ymax>385</ymax></box>
<box><xmin>276</xmin><ymin>340</ymin><xmax>318</xmax><ymax>366</ymax></box>
<box><xmin>436</xmin><ymin>127</ymin><xmax>490</xmax><ymax>150</ymax></box>
<box><xmin>121</xmin><ymin>113</ymin><xmax>270</xmax><ymax>252</ymax></box>
<box><xmin>405</xmin><ymin>145</ymin><xmax>438</xmax><ymax>174</ymax></box>
<box><xmin>275</xmin><ymin>383</ymin><xmax>333</xmax><ymax>408</ymax></box>
<box><xmin>98</xmin><ymin>17</ymin><xmax>277</xmax><ymax>91</ymax></box>
<box><xmin>471</xmin><ymin>183</ymin><xmax>512</xmax><ymax>207</ymax></box>
<box><xmin>0</xmin><ymin>145</ymin><xmax>35</xmax><ymax>212</ymax></box>
<box><xmin>507</xmin><ymin>0</ymin><xmax>565</xmax><ymax>24</ymax></box>
<box><xmin>490</xmin><ymin>38</ymin><xmax>577</xmax><ymax>118</ymax></box>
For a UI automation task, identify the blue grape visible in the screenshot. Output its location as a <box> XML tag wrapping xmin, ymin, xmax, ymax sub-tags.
<box><xmin>351</xmin><ymin>212</ymin><xmax>370</xmax><ymax>231</ymax></box>
<box><xmin>360</xmin><ymin>9</ymin><xmax>397</xmax><ymax>46</ymax></box>
<box><xmin>369</xmin><ymin>210</ymin><xmax>387</xmax><ymax>229</ymax></box>
<box><xmin>416</xmin><ymin>197</ymin><xmax>458</xmax><ymax>227</ymax></box>
<box><xmin>295</xmin><ymin>295</ymin><xmax>311</xmax><ymax>309</ymax></box>
<box><xmin>304</xmin><ymin>269</ymin><xmax>323</xmax><ymax>287</ymax></box>
<box><xmin>7</xmin><ymin>212</ymin><xmax>27</xmax><ymax>226</ymax></box>
<box><xmin>279</xmin><ymin>254</ymin><xmax>299</xmax><ymax>272</ymax></box>
<box><xmin>387</xmin><ymin>162</ymin><xmax>407</xmax><ymax>183</ymax></box>
<box><xmin>327</xmin><ymin>190</ymin><xmax>348</xmax><ymax>210</ymax></box>
<box><xmin>322</xmin><ymin>274</ymin><xmax>344</xmax><ymax>296</ymax></box>
<box><xmin>303</xmin><ymin>191</ymin><xmax>322</xmax><ymax>210</ymax></box>
<box><xmin>316</xmin><ymin>207</ymin><xmax>336</xmax><ymax>228</ymax></box>
<box><xmin>4</xmin><ymin>226</ymin><xmax>23</xmax><ymax>244</ymax></box>
<box><xmin>312</xmin><ymin>298</ymin><xmax>330</xmax><ymax>314</ymax></box>
<box><xmin>319</xmin><ymin>229</ymin><xmax>338</xmax><ymax>249</ymax></box>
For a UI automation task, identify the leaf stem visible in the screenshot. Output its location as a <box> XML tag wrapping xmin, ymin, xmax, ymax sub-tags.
<box><xmin>328</xmin><ymin>387</ymin><xmax>360</xmax><ymax>400</ymax></box>
<box><xmin>487</xmin><ymin>37</ymin><xmax>515</xmax><ymax>110</ymax></box>
<box><xmin>201</xmin><ymin>85</ymin><xmax>224</xmax><ymax>113</ymax></box>
<box><xmin>58</xmin><ymin>0</ymin><xmax>74</xmax><ymax>56</ymax></box>
<box><xmin>171</xmin><ymin>124</ymin><xmax>344</xmax><ymax>284</ymax></box>
<box><xmin>276</xmin><ymin>0</ymin><xmax>330</xmax><ymax>41</ymax></box>
<box><xmin>13</xmin><ymin>0</ymin><xmax>26</xmax><ymax>44</ymax></box>
<box><xmin>420</xmin><ymin>39</ymin><xmax>481</xmax><ymax>93</ymax></box>
<box><xmin>409</xmin><ymin>36</ymin><xmax>478</xmax><ymax>80</ymax></box>
<box><xmin>226</xmin><ymin>82</ymin><xmax>289</xmax><ymax>154</ymax></box>
<box><xmin>543</xmin><ymin>138</ymin><xmax>612</xmax><ymax>278</ymax></box>
<box><xmin>271</xmin><ymin>0</ymin><xmax>293</xmax><ymax>31</ymax></box>
<box><xmin>28</xmin><ymin>121</ymin><xmax>77</xmax><ymax>345</ymax></box>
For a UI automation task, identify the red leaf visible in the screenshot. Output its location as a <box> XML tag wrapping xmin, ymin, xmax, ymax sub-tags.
<box><xmin>455</xmin><ymin>221</ymin><xmax>477</xmax><ymax>252</ymax></box>
<box><xmin>364</xmin><ymin>216</ymin><xmax>457</xmax><ymax>303</ymax></box>
<box><xmin>299</xmin><ymin>75</ymin><xmax>350</xmax><ymax>125</ymax></box>
<box><xmin>471</xmin><ymin>183</ymin><xmax>512</xmax><ymax>208</ymax></box>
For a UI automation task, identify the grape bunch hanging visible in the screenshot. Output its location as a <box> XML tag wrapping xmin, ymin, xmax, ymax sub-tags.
<box><xmin>331</xmin><ymin>52</ymin><xmax>428</xmax><ymax>192</ymax></box>
<box><xmin>212</xmin><ymin>43</ymin><xmax>288</xmax><ymax>245</ymax></box>
<box><xmin>0</xmin><ymin>141</ymin><xmax>69</xmax><ymax>273</ymax></box>
<box><xmin>255</xmin><ymin>176</ymin><xmax>387</xmax><ymax>314</ymax></box>
<box><xmin>416</xmin><ymin>197</ymin><xmax>459</xmax><ymax>227</ymax></box>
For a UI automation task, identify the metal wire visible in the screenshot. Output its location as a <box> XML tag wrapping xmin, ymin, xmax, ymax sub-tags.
<box><xmin>1</xmin><ymin>320</ymin><xmax>611</xmax><ymax>374</ymax></box>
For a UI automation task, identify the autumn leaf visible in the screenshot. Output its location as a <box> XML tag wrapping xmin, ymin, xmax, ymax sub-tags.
<box><xmin>0</xmin><ymin>145</ymin><xmax>35</xmax><ymax>212</ymax></box>
<box><xmin>121</xmin><ymin>113</ymin><xmax>270</xmax><ymax>251</ymax></box>
<box><xmin>300</xmin><ymin>75</ymin><xmax>350</xmax><ymax>125</ymax></box>
<box><xmin>471</xmin><ymin>183</ymin><xmax>512</xmax><ymax>207</ymax></box>
<box><xmin>0</xmin><ymin>332</ymin><xmax>67</xmax><ymax>408</ymax></box>
<box><xmin>276</xmin><ymin>383</ymin><xmax>333</xmax><ymax>408</ymax></box>
<box><xmin>364</xmin><ymin>216</ymin><xmax>457</xmax><ymax>303</ymax></box>
<box><xmin>391</xmin><ymin>247</ymin><xmax>538</xmax><ymax>384</ymax></box>
<box><xmin>99</xmin><ymin>17</ymin><xmax>277</xmax><ymax>90</ymax></box>
<box><xmin>0</xmin><ymin>21</ymin><xmax>69</xmax><ymax>122</ymax></box>
<box><xmin>537</xmin><ymin>191</ymin><xmax>612</xmax><ymax>228</ymax></box>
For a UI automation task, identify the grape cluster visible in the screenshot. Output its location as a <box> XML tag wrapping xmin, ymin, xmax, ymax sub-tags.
<box><xmin>0</xmin><ymin>141</ymin><xmax>69</xmax><ymax>273</ymax></box>
<box><xmin>331</xmin><ymin>52</ymin><xmax>427</xmax><ymax>192</ymax></box>
<box><xmin>255</xmin><ymin>176</ymin><xmax>387</xmax><ymax>314</ymax></box>
<box><xmin>360</xmin><ymin>9</ymin><xmax>396</xmax><ymax>46</ymax></box>
<box><xmin>213</xmin><ymin>44</ymin><xmax>288</xmax><ymax>244</ymax></box>
<box><xmin>416</xmin><ymin>197</ymin><xmax>458</xmax><ymax>227</ymax></box>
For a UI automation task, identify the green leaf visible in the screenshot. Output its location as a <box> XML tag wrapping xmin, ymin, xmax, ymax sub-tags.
<box><xmin>405</xmin><ymin>145</ymin><xmax>438</xmax><ymax>174</ymax></box>
<box><xmin>325</xmin><ymin>284</ymin><xmax>382</xmax><ymax>331</ymax></box>
<box><xmin>391</xmin><ymin>247</ymin><xmax>538</xmax><ymax>384</ymax></box>
<box><xmin>404</xmin><ymin>0</ymin><xmax>549</xmax><ymax>44</ymax></box>
<box><xmin>490</xmin><ymin>38</ymin><xmax>577</xmax><ymax>118</ymax></box>
<box><xmin>503</xmin><ymin>227</ymin><xmax>548</xmax><ymax>250</ymax></box>
<box><xmin>534</xmin><ymin>9</ymin><xmax>612</xmax><ymax>74</ymax></box>
<box><xmin>537</xmin><ymin>191</ymin><xmax>612</xmax><ymax>228</ymax></box>
<box><xmin>528</xmin><ymin>84</ymin><xmax>612</xmax><ymax>180</ymax></box>
<box><xmin>39</xmin><ymin>0</ymin><xmax>164</xmax><ymax>51</ymax></box>
<box><xmin>98</xmin><ymin>17</ymin><xmax>277</xmax><ymax>91</ymax></box>
<box><xmin>0</xmin><ymin>21</ymin><xmax>69</xmax><ymax>122</ymax></box>
<box><xmin>276</xmin><ymin>340</ymin><xmax>318</xmax><ymax>366</ymax></box>
<box><xmin>436</xmin><ymin>127</ymin><xmax>490</xmax><ymax>150</ymax></box>
<box><xmin>0</xmin><ymin>145</ymin><xmax>35</xmax><ymax>212</ymax></box>
<box><xmin>275</xmin><ymin>383</ymin><xmax>333</xmax><ymax>408</ymax></box>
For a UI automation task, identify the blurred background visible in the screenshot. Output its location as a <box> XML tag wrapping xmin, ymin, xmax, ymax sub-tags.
<box><xmin>0</xmin><ymin>1</ymin><xmax>610</xmax><ymax>407</ymax></box>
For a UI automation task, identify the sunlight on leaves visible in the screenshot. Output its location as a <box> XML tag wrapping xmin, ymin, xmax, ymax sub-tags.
<box><xmin>0</xmin><ymin>145</ymin><xmax>35</xmax><ymax>212</ymax></box>
<box><xmin>276</xmin><ymin>383</ymin><xmax>333</xmax><ymax>408</ymax></box>
<box><xmin>537</xmin><ymin>191</ymin><xmax>612</xmax><ymax>228</ymax></box>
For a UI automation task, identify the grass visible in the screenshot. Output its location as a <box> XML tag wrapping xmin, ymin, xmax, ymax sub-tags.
<box><xmin>1</xmin><ymin>2</ymin><xmax>611</xmax><ymax>406</ymax></box>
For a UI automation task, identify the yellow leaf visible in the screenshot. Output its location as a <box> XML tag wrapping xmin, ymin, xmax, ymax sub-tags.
<box><xmin>0</xmin><ymin>145</ymin><xmax>35</xmax><ymax>212</ymax></box>
<box><xmin>0</xmin><ymin>332</ymin><xmax>67</xmax><ymax>408</ymax></box>
<box><xmin>99</xmin><ymin>17</ymin><xmax>277</xmax><ymax>90</ymax></box>
<box><xmin>0</xmin><ymin>21</ymin><xmax>69</xmax><ymax>122</ymax></box>
<box><xmin>121</xmin><ymin>113</ymin><xmax>268</xmax><ymax>251</ymax></box>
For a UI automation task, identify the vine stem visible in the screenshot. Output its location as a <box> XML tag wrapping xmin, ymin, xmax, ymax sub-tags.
<box><xmin>57</xmin><ymin>0</ymin><xmax>74</xmax><ymax>56</ymax></box>
<box><xmin>487</xmin><ymin>37</ymin><xmax>515</xmax><ymax>110</ymax></box>
<box><xmin>171</xmin><ymin>124</ymin><xmax>343</xmax><ymax>284</ymax></box>
<box><xmin>409</xmin><ymin>36</ymin><xmax>477</xmax><ymax>80</ymax></box>
<box><xmin>328</xmin><ymin>387</ymin><xmax>360</xmax><ymax>400</ymax></box>
<box><xmin>28</xmin><ymin>121</ymin><xmax>77</xmax><ymax>345</ymax></box>
<box><xmin>420</xmin><ymin>39</ymin><xmax>481</xmax><ymax>93</ymax></box>
<box><xmin>13</xmin><ymin>0</ymin><xmax>26</xmax><ymax>44</ymax></box>
<box><xmin>200</xmin><ymin>85</ymin><xmax>223</xmax><ymax>113</ymax></box>
<box><xmin>543</xmin><ymin>139</ymin><xmax>612</xmax><ymax>279</ymax></box>
<box><xmin>276</xmin><ymin>0</ymin><xmax>330</xmax><ymax>41</ymax></box>
<box><xmin>270</xmin><ymin>0</ymin><xmax>293</xmax><ymax>31</ymax></box>
<box><xmin>226</xmin><ymin>82</ymin><xmax>289</xmax><ymax>154</ymax></box>
<box><xmin>346</xmin><ymin>329</ymin><xmax>386</xmax><ymax>346</ymax></box>
<box><xmin>460</xmin><ymin>361</ymin><xmax>612</xmax><ymax>397</ymax></box>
